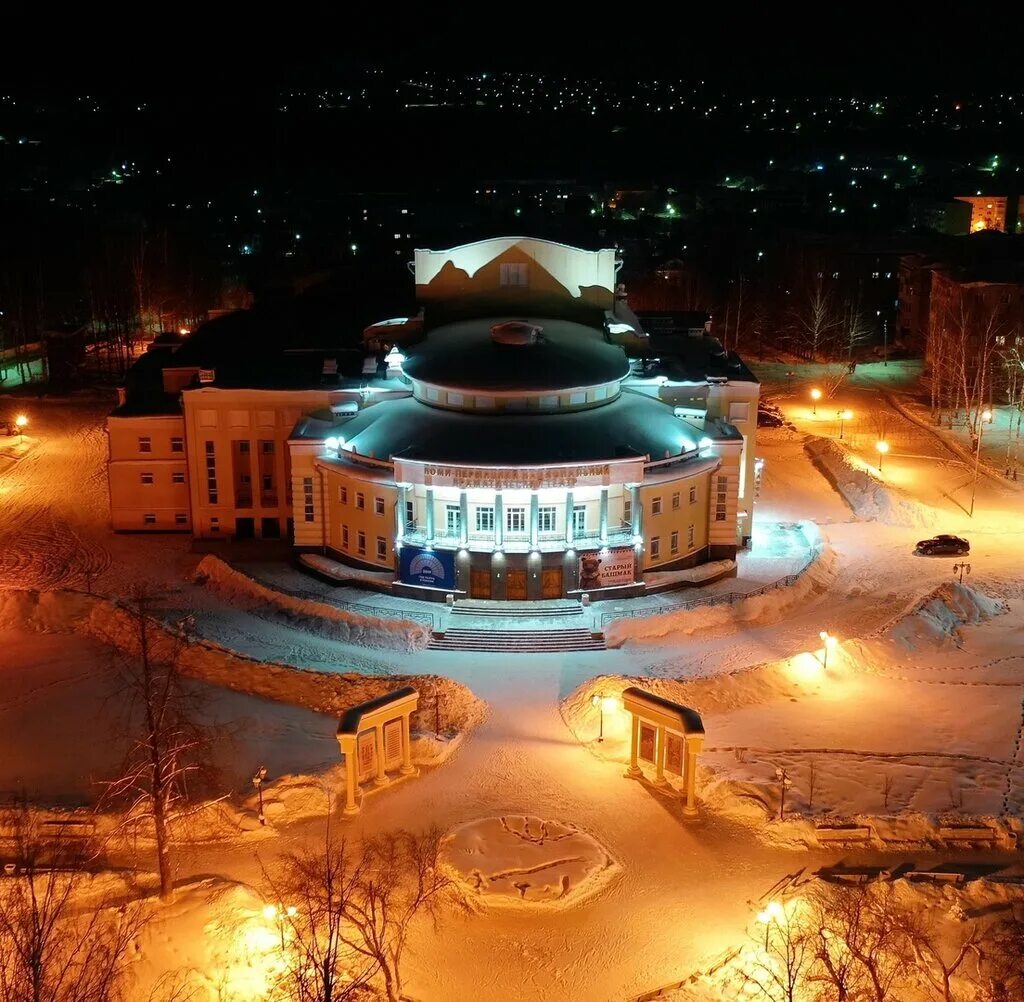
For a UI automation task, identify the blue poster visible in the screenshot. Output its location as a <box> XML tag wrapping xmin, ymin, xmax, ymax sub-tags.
<box><xmin>399</xmin><ymin>545</ymin><xmax>456</xmax><ymax>589</ymax></box>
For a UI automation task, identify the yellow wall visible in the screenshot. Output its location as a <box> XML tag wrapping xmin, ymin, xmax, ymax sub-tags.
<box><xmin>639</xmin><ymin>471</ymin><xmax>710</xmax><ymax>569</ymax></box>
<box><xmin>321</xmin><ymin>464</ymin><xmax>397</xmax><ymax>569</ymax></box>
<box><xmin>107</xmin><ymin>414</ymin><xmax>191</xmax><ymax>531</ymax></box>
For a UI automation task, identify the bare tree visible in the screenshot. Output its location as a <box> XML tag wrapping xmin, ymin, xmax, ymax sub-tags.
<box><xmin>790</xmin><ymin>277</ymin><xmax>843</xmax><ymax>361</ymax></box>
<box><xmin>266</xmin><ymin>823</ymin><xmax>468</xmax><ymax>1002</ymax></box>
<box><xmin>100</xmin><ymin>585</ymin><xmax>214</xmax><ymax>902</ymax></box>
<box><xmin>0</xmin><ymin>803</ymin><xmax>147</xmax><ymax>1002</ymax></box>
<box><xmin>740</xmin><ymin>899</ymin><xmax>813</xmax><ymax>1002</ymax></box>
<box><xmin>903</xmin><ymin>901</ymin><xmax>983</xmax><ymax>1002</ymax></box>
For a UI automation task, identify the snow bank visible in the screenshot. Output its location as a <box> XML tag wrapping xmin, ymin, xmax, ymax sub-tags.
<box><xmin>195</xmin><ymin>554</ymin><xmax>429</xmax><ymax>652</ymax></box>
<box><xmin>605</xmin><ymin>524</ymin><xmax>836</xmax><ymax>646</ymax></box>
<box><xmin>880</xmin><ymin>581</ymin><xmax>1009</xmax><ymax>651</ymax></box>
<box><xmin>805</xmin><ymin>435</ymin><xmax>937</xmax><ymax>527</ymax></box>
<box><xmin>0</xmin><ymin>589</ymin><xmax>485</xmax><ymax>738</ymax></box>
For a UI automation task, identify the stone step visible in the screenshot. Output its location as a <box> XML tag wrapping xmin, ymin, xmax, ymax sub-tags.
<box><xmin>428</xmin><ymin>627</ymin><xmax>606</xmax><ymax>653</ymax></box>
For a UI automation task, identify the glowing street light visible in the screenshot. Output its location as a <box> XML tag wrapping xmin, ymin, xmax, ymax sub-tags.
<box><xmin>810</xmin><ymin>387</ymin><xmax>822</xmax><ymax>415</ymax></box>
<box><xmin>969</xmin><ymin>409</ymin><xmax>993</xmax><ymax>518</ymax></box>
<box><xmin>819</xmin><ymin>630</ymin><xmax>838</xmax><ymax>669</ymax></box>
<box><xmin>14</xmin><ymin>414</ymin><xmax>27</xmax><ymax>442</ymax></box>
<box><xmin>591</xmin><ymin>692</ymin><xmax>618</xmax><ymax>742</ymax></box>
<box><xmin>756</xmin><ymin>900</ymin><xmax>786</xmax><ymax>948</ymax></box>
<box><xmin>875</xmin><ymin>439</ymin><xmax>889</xmax><ymax>471</ymax></box>
<box><xmin>837</xmin><ymin>409</ymin><xmax>852</xmax><ymax>440</ymax></box>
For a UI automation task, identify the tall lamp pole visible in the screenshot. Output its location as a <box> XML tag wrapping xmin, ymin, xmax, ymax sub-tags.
<box><xmin>837</xmin><ymin>409</ymin><xmax>852</xmax><ymax>440</ymax></box>
<box><xmin>969</xmin><ymin>409</ymin><xmax>993</xmax><ymax>518</ymax></box>
<box><xmin>252</xmin><ymin>766</ymin><xmax>268</xmax><ymax>825</ymax></box>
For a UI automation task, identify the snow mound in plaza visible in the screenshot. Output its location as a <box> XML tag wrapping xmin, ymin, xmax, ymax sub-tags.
<box><xmin>195</xmin><ymin>555</ymin><xmax>429</xmax><ymax>651</ymax></box>
<box><xmin>442</xmin><ymin>815</ymin><xmax>617</xmax><ymax>907</ymax></box>
<box><xmin>805</xmin><ymin>435</ymin><xmax>936</xmax><ymax>527</ymax></box>
<box><xmin>605</xmin><ymin>530</ymin><xmax>836</xmax><ymax>646</ymax></box>
<box><xmin>881</xmin><ymin>581</ymin><xmax>1008</xmax><ymax>651</ymax></box>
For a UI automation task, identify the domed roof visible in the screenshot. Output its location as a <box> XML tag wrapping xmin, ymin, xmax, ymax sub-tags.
<box><xmin>401</xmin><ymin>316</ymin><xmax>630</xmax><ymax>393</ymax></box>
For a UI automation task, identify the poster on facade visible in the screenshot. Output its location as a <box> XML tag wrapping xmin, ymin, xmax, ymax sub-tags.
<box><xmin>577</xmin><ymin>546</ymin><xmax>635</xmax><ymax>590</ymax></box>
<box><xmin>399</xmin><ymin>545</ymin><xmax>456</xmax><ymax>589</ymax></box>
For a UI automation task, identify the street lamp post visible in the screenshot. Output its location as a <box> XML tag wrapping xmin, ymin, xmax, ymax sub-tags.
<box><xmin>837</xmin><ymin>409</ymin><xmax>852</xmax><ymax>440</ymax></box>
<box><xmin>875</xmin><ymin>439</ymin><xmax>889</xmax><ymax>472</ymax></box>
<box><xmin>591</xmin><ymin>692</ymin><xmax>606</xmax><ymax>742</ymax></box>
<box><xmin>775</xmin><ymin>768</ymin><xmax>792</xmax><ymax>821</ymax></box>
<box><xmin>969</xmin><ymin>409</ymin><xmax>993</xmax><ymax>518</ymax></box>
<box><xmin>819</xmin><ymin>630</ymin><xmax>838</xmax><ymax>669</ymax></box>
<box><xmin>785</xmin><ymin>370</ymin><xmax>796</xmax><ymax>392</ymax></box>
<box><xmin>252</xmin><ymin>765</ymin><xmax>268</xmax><ymax>825</ymax></box>
<box><xmin>810</xmin><ymin>388</ymin><xmax>822</xmax><ymax>415</ymax></box>
<box><xmin>953</xmin><ymin>561</ymin><xmax>971</xmax><ymax>585</ymax></box>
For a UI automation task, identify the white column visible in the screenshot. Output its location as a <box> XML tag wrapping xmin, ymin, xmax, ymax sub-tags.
<box><xmin>373</xmin><ymin>725</ymin><xmax>388</xmax><ymax>785</ymax></box>
<box><xmin>400</xmin><ymin>713</ymin><xmax>415</xmax><ymax>775</ymax></box>
<box><xmin>529</xmin><ymin>492</ymin><xmax>539</xmax><ymax>548</ymax></box>
<box><xmin>459</xmin><ymin>490</ymin><xmax>469</xmax><ymax>545</ymax></box>
<box><xmin>425</xmin><ymin>488</ymin><xmax>434</xmax><ymax>543</ymax></box>
<box><xmin>494</xmin><ymin>491</ymin><xmax>503</xmax><ymax>547</ymax></box>
<box><xmin>599</xmin><ymin>487</ymin><xmax>609</xmax><ymax>543</ymax></box>
<box><xmin>654</xmin><ymin>725</ymin><xmax>668</xmax><ymax>786</ymax></box>
<box><xmin>341</xmin><ymin>738</ymin><xmax>359</xmax><ymax>814</ymax></box>
<box><xmin>630</xmin><ymin>484</ymin><xmax>641</xmax><ymax>535</ymax></box>
<box><xmin>626</xmin><ymin>715</ymin><xmax>642</xmax><ymax>777</ymax></box>
<box><xmin>565</xmin><ymin>490</ymin><xmax>575</xmax><ymax>545</ymax></box>
<box><xmin>397</xmin><ymin>484</ymin><xmax>408</xmax><ymax>540</ymax></box>
<box><xmin>683</xmin><ymin>739</ymin><xmax>699</xmax><ymax>816</ymax></box>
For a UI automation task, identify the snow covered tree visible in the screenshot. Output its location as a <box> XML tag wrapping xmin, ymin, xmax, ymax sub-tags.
<box><xmin>100</xmin><ymin>585</ymin><xmax>214</xmax><ymax>902</ymax></box>
<box><xmin>0</xmin><ymin>803</ymin><xmax>147</xmax><ymax>1002</ymax></box>
<box><xmin>266</xmin><ymin>823</ymin><xmax>468</xmax><ymax>1002</ymax></box>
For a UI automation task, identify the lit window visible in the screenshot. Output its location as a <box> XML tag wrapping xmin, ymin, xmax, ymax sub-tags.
<box><xmin>446</xmin><ymin>505</ymin><xmax>461</xmax><ymax>536</ymax></box>
<box><xmin>506</xmin><ymin>506</ymin><xmax>526</xmax><ymax>534</ymax></box>
<box><xmin>538</xmin><ymin>506</ymin><xmax>557</xmax><ymax>533</ymax></box>
<box><xmin>572</xmin><ymin>505</ymin><xmax>587</xmax><ymax>534</ymax></box>
<box><xmin>475</xmin><ymin>506</ymin><xmax>495</xmax><ymax>532</ymax></box>
<box><xmin>715</xmin><ymin>476</ymin><xmax>728</xmax><ymax>521</ymax></box>
<box><xmin>303</xmin><ymin>478</ymin><xmax>315</xmax><ymax>522</ymax></box>
<box><xmin>405</xmin><ymin>499</ymin><xmax>415</xmax><ymax>528</ymax></box>
<box><xmin>623</xmin><ymin>497</ymin><xmax>632</xmax><ymax>525</ymax></box>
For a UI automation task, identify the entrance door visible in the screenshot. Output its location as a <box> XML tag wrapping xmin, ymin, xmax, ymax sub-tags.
<box><xmin>235</xmin><ymin>517</ymin><xmax>255</xmax><ymax>539</ymax></box>
<box><xmin>541</xmin><ymin>567</ymin><xmax>563</xmax><ymax>599</ymax></box>
<box><xmin>470</xmin><ymin>569</ymin><xmax>491</xmax><ymax>599</ymax></box>
<box><xmin>506</xmin><ymin>569</ymin><xmax>528</xmax><ymax>600</ymax></box>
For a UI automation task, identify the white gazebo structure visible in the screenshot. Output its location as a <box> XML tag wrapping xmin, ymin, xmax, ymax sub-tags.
<box><xmin>337</xmin><ymin>686</ymin><xmax>420</xmax><ymax>815</ymax></box>
<box><xmin>621</xmin><ymin>686</ymin><xmax>705</xmax><ymax>817</ymax></box>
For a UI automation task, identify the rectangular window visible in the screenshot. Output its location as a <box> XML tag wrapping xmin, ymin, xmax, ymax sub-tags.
<box><xmin>689</xmin><ymin>486</ymin><xmax>697</xmax><ymax>504</ymax></box>
<box><xmin>342</xmin><ymin>525</ymin><xmax>350</xmax><ymax>549</ymax></box>
<box><xmin>357</xmin><ymin>530</ymin><xmax>366</xmax><ymax>555</ymax></box>
<box><xmin>376</xmin><ymin>536</ymin><xmax>387</xmax><ymax>560</ymax></box>
<box><xmin>475</xmin><ymin>506</ymin><xmax>495</xmax><ymax>533</ymax></box>
<box><xmin>339</xmin><ymin>486</ymin><xmax>348</xmax><ymax>504</ymax></box>
<box><xmin>170</xmin><ymin>437</ymin><xmax>184</xmax><ymax>453</ymax></box>
<box><xmin>447</xmin><ymin>392</ymin><xmax>464</xmax><ymax>407</ymax></box>
<box><xmin>262</xmin><ymin>475</ymin><xmax>273</xmax><ymax>491</ymax></box>
<box><xmin>688</xmin><ymin>524</ymin><xmax>695</xmax><ymax>549</ymax></box>
<box><xmin>671</xmin><ymin>530</ymin><xmax>679</xmax><ymax>554</ymax></box>
<box><xmin>539</xmin><ymin>394</ymin><xmax>558</xmax><ymax>409</ymax></box>
<box><xmin>572</xmin><ymin>505</ymin><xmax>587</xmax><ymax>534</ymax></box>
<box><xmin>356</xmin><ymin>492</ymin><xmax>365</xmax><ymax>510</ymax></box>
<box><xmin>715</xmin><ymin>475</ymin><xmax>728</xmax><ymax>522</ymax></box>
<box><xmin>175</xmin><ymin>513</ymin><xmax>187</xmax><ymax>525</ymax></box>
<box><xmin>446</xmin><ymin>504</ymin><xmax>461</xmax><ymax>536</ymax></box>
<box><xmin>569</xmin><ymin>391</ymin><xmax>586</xmax><ymax>406</ymax></box>
<box><xmin>205</xmin><ymin>441</ymin><xmax>218</xmax><ymax>505</ymax></box>
<box><xmin>623</xmin><ymin>497</ymin><xmax>632</xmax><ymax>526</ymax></box>
<box><xmin>210</xmin><ymin>517</ymin><xmax>220</xmax><ymax>532</ymax></box>
<box><xmin>672</xmin><ymin>492</ymin><xmax>680</xmax><ymax>510</ymax></box>
<box><xmin>499</xmin><ymin>262</ymin><xmax>528</xmax><ymax>287</ymax></box>
<box><xmin>143</xmin><ymin>513</ymin><xmax>156</xmax><ymax>525</ymax></box>
<box><xmin>172</xmin><ymin>471</ymin><xmax>185</xmax><ymax>484</ymax></box>
<box><xmin>302</xmin><ymin>477</ymin><xmax>315</xmax><ymax>522</ymax></box>
<box><xmin>651</xmin><ymin>536</ymin><xmax>661</xmax><ymax>559</ymax></box>
<box><xmin>140</xmin><ymin>472</ymin><xmax>154</xmax><ymax>485</ymax></box>
<box><xmin>506</xmin><ymin>506</ymin><xmax>526</xmax><ymax>534</ymax></box>
<box><xmin>538</xmin><ymin>506</ymin><xmax>557</xmax><ymax>533</ymax></box>
<box><xmin>405</xmin><ymin>499</ymin><xmax>415</xmax><ymax>528</ymax></box>
<box><xmin>238</xmin><ymin>441</ymin><xmax>250</xmax><ymax>453</ymax></box>
<box><xmin>138</xmin><ymin>436</ymin><xmax>152</xmax><ymax>453</ymax></box>
<box><xmin>374</xmin><ymin>497</ymin><xmax>385</xmax><ymax>516</ymax></box>
<box><xmin>261</xmin><ymin>440</ymin><xmax>275</xmax><ymax>454</ymax></box>
<box><xmin>651</xmin><ymin>496</ymin><xmax>662</xmax><ymax>515</ymax></box>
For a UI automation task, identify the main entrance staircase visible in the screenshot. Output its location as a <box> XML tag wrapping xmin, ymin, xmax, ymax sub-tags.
<box><xmin>426</xmin><ymin>600</ymin><xmax>607</xmax><ymax>653</ymax></box>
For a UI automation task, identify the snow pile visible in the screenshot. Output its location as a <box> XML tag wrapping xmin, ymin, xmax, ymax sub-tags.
<box><xmin>805</xmin><ymin>435</ymin><xmax>936</xmax><ymax>527</ymax></box>
<box><xmin>0</xmin><ymin>589</ymin><xmax>486</xmax><ymax>739</ymax></box>
<box><xmin>882</xmin><ymin>582</ymin><xmax>1009</xmax><ymax>651</ymax></box>
<box><xmin>195</xmin><ymin>555</ymin><xmax>429</xmax><ymax>651</ymax></box>
<box><xmin>442</xmin><ymin>815</ymin><xmax>617</xmax><ymax>907</ymax></box>
<box><xmin>605</xmin><ymin>529</ymin><xmax>837</xmax><ymax>646</ymax></box>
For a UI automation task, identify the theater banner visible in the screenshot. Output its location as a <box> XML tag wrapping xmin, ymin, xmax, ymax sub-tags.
<box><xmin>578</xmin><ymin>547</ymin><xmax>635</xmax><ymax>590</ymax></box>
<box><xmin>399</xmin><ymin>545</ymin><xmax>456</xmax><ymax>590</ymax></box>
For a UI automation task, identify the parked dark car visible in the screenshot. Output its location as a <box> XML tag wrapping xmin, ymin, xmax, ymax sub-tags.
<box><xmin>915</xmin><ymin>534</ymin><xmax>970</xmax><ymax>556</ymax></box>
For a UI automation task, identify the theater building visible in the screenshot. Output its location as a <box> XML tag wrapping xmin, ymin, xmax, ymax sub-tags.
<box><xmin>108</xmin><ymin>237</ymin><xmax>760</xmax><ymax>601</ymax></box>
